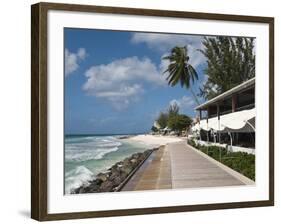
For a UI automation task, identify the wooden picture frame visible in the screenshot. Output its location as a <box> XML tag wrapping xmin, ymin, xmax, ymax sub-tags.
<box><xmin>31</xmin><ymin>2</ymin><xmax>274</xmax><ymax>221</ymax></box>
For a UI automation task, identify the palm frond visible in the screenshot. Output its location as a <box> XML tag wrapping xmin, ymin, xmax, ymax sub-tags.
<box><xmin>161</xmin><ymin>46</ymin><xmax>200</xmax><ymax>105</ymax></box>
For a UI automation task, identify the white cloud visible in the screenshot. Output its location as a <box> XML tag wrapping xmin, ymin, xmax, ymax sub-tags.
<box><xmin>169</xmin><ymin>96</ymin><xmax>195</xmax><ymax>111</ymax></box>
<box><xmin>131</xmin><ymin>33</ymin><xmax>200</xmax><ymax>50</ymax></box>
<box><xmin>77</xmin><ymin>48</ymin><xmax>86</xmax><ymax>60</ymax></box>
<box><xmin>131</xmin><ymin>33</ymin><xmax>206</xmax><ymax>68</ymax></box>
<box><xmin>159</xmin><ymin>52</ymin><xmax>170</xmax><ymax>73</ymax></box>
<box><xmin>83</xmin><ymin>56</ymin><xmax>167</xmax><ymax>110</ymax></box>
<box><xmin>188</xmin><ymin>43</ymin><xmax>206</xmax><ymax>68</ymax></box>
<box><xmin>65</xmin><ymin>48</ymin><xmax>87</xmax><ymax>76</ymax></box>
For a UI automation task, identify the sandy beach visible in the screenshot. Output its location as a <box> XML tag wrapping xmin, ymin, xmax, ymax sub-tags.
<box><xmin>127</xmin><ymin>134</ymin><xmax>184</xmax><ymax>147</ymax></box>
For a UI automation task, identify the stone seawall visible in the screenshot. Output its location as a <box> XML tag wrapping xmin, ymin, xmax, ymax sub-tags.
<box><xmin>72</xmin><ymin>148</ymin><xmax>157</xmax><ymax>194</ymax></box>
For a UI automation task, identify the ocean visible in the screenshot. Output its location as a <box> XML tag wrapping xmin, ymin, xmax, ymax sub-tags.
<box><xmin>64</xmin><ymin>135</ymin><xmax>148</xmax><ymax>194</ymax></box>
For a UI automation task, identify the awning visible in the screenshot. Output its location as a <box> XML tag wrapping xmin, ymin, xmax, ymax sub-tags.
<box><xmin>192</xmin><ymin>108</ymin><xmax>255</xmax><ymax>133</ymax></box>
<box><xmin>198</xmin><ymin>117</ymin><xmax>223</xmax><ymax>131</ymax></box>
<box><xmin>220</xmin><ymin>108</ymin><xmax>255</xmax><ymax>131</ymax></box>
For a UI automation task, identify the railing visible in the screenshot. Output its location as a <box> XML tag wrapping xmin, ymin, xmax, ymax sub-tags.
<box><xmin>220</xmin><ymin>109</ymin><xmax>232</xmax><ymax>116</ymax></box>
<box><xmin>114</xmin><ymin>148</ymin><xmax>155</xmax><ymax>192</ymax></box>
<box><xmin>208</xmin><ymin>114</ymin><xmax>217</xmax><ymax>119</ymax></box>
<box><xmin>200</xmin><ymin>103</ymin><xmax>255</xmax><ymax>120</ymax></box>
<box><xmin>236</xmin><ymin>103</ymin><xmax>255</xmax><ymax>112</ymax></box>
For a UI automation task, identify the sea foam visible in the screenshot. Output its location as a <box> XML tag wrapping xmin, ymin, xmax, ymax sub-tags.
<box><xmin>65</xmin><ymin>137</ymin><xmax>122</xmax><ymax>162</ymax></box>
<box><xmin>64</xmin><ymin>135</ymin><xmax>147</xmax><ymax>194</ymax></box>
<box><xmin>65</xmin><ymin>166</ymin><xmax>93</xmax><ymax>194</ymax></box>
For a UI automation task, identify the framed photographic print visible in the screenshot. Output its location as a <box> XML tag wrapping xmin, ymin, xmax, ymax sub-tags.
<box><xmin>31</xmin><ymin>2</ymin><xmax>274</xmax><ymax>221</ymax></box>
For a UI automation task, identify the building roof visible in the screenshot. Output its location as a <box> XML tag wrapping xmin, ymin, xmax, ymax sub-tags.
<box><xmin>195</xmin><ymin>77</ymin><xmax>255</xmax><ymax>110</ymax></box>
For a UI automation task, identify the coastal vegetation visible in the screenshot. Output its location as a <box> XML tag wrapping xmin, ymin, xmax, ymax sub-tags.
<box><xmin>162</xmin><ymin>37</ymin><xmax>255</xmax><ymax>101</ymax></box>
<box><xmin>163</xmin><ymin>46</ymin><xmax>200</xmax><ymax>105</ymax></box>
<box><xmin>187</xmin><ymin>139</ymin><xmax>255</xmax><ymax>180</ymax></box>
<box><xmin>156</xmin><ymin>112</ymin><xmax>169</xmax><ymax>129</ymax></box>
<box><xmin>152</xmin><ymin>103</ymin><xmax>192</xmax><ymax>134</ymax></box>
<box><xmin>152</xmin><ymin>46</ymin><xmax>197</xmax><ymax>135</ymax></box>
<box><xmin>199</xmin><ymin>36</ymin><xmax>255</xmax><ymax>100</ymax></box>
<box><xmin>167</xmin><ymin>114</ymin><xmax>192</xmax><ymax>133</ymax></box>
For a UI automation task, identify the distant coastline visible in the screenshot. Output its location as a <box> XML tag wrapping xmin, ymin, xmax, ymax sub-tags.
<box><xmin>65</xmin><ymin>133</ymin><xmax>145</xmax><ymax>137</ymax></box>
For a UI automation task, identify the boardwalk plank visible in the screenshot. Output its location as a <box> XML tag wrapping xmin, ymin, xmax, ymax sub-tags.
<box><xmin>122</xmin><ymin>141</ymin><xmax>244</xmax><ymax>191</ymax></box>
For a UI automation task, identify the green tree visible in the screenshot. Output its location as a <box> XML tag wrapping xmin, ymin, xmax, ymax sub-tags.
<box><xmin>163</xmin><ymin>46</ymin><xmax>200</xmax><ymax>105</ymax></box>
<box><xmin>168</xmin><ymin>114</ymin><xmax>192</xmax><ymax>132</ymax></box>
<box><xmin>156</xmin><ymin>112</ymin><xmax>169</xmax><ymax>129</ymax></box>
<box><xmin>199</xmin><ymin>36</ymin><xmax>255</xmax><ymax>100</ymax></box>
<box><xmin>168</xmin><ymin>103</ymin><xmax>179</xmax><ymax>118</ymax></box>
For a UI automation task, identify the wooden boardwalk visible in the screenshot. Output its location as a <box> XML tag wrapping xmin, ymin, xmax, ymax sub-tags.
<box><xmin>121</xmin><ymin>146</ymin><xmax>172</xmax><ymax>191</ymax></box>
<box><xmin>169</xmin><ymin>142</ymin><xmax>244</xmax><ymax>188</ymax></box>
<box><xmin>121</xmin><ymin>141</ymin><xmax>245</xmax><ymax>191</ymax></box>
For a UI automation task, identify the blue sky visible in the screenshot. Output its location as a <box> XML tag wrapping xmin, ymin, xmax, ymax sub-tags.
<box><xmin>64</xmin><ymin>28</ymin><xmax>207</xmax><ymax>134</ymax></box>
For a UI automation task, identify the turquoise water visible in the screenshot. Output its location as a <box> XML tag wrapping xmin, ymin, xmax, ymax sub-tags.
<box><xmin>64</xmin><ymin>135</ymin><xmax>148</xmax><ymax>194</ymax></box>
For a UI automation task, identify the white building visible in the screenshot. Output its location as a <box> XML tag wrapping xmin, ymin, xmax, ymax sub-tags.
<box><xmin>191</xmin><ymin>78</ymin><xmax>255</xmax><ymax>154</ymax></box>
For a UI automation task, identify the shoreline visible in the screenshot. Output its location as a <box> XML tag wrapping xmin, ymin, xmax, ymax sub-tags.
<box><xmin>70</xmin><ymin>134</ymin><xmax>184</xmax><ymax>194</ymax></box>
<box><xmin>71</xmin><ymin>148</ymin><xmax>158</xmax><ymax>194</ymax></box>
<box><xmin>70</xmin><ymin>136</ymin><xmax>251</xmax><ymax>194</ymax></box>
<box><xmin>124</xmin><ymin>134</ymin><xmax>184</xmax><ymax>147</ymax></box>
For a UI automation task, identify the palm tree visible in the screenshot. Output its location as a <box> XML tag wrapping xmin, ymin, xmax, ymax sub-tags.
<box><xmin>163</xmin><ymin>46</ymin><xmax>200</xmax><ymax>105</ymax></box>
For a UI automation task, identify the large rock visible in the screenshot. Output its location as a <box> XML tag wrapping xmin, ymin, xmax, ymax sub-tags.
<box><xmin>132</xmin><ymin>153</ymin><xmax>141</xmax><ymax>159</ymax></box>
<box><xmin>123</xmin><ymin>158</ymin><xmax>131</xmax><ymax>167</ymax></box>
<box><xmin>96</xmin><ymin>173</ymin><xmax>108</xmax><ymax>182</ymax></box>
<box><xmin>110</xmin><ymin>166</ymin><xmax>121</xmax><ymax>178</ymax></box>
<box><xmin>82</xmin><ymin>182</ymin><xmax>100</xmax><ymax>193</ymax></box>
<box><xmin>120</xmin><ymin>164</ymin><xmax>133</xmax><ymax>175</ymax></box>
<box><xmin>99</xmin><ymin>181</ymin><xmax>114</xmax><ymax>192</ymax></box>
<box><xmin>130</xmin><ymin>158</ymin><xmax>138</xmax><ymax>166</ymax></box>
<box><xmin>111</xmin><ymin>175</ymin><xmax>123</xmax><ymax>187</ymax></box>
<box><xmin>72</xmin><ymin>148</ymin><xmax>155</xmax><ymax>194</ymax></box>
